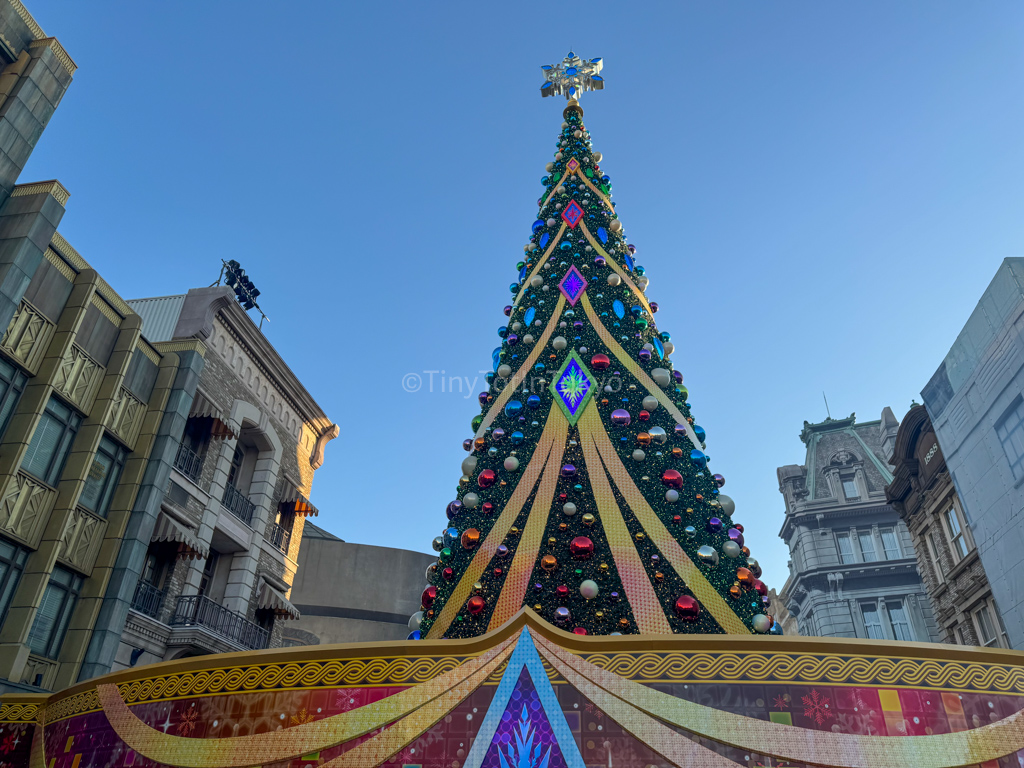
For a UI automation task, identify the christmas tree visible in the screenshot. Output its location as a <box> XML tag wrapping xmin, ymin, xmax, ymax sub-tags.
<box><xmin>413</xmin><ymin>54</ymin><xmax>774</xmax><ymax>639</ymax></box>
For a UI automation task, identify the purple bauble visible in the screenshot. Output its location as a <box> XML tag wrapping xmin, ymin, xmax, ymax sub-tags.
<box><xmin>708</xmin><ymin>517</ymin><xmax>723</xmax><ymax>532</ymax></box>
<box><xmin>627</xmin><ymin>244</ymin><xmax>637</xmax><ymax>255</ymax></box>
<box><xmin>728</xmin><ymin>528</ymin><xmax>744</xmax><ymax>547</ymax></box>
<box><xmin>713</xmin><ymin>473</ymin><xmax>725</xmax><ymax>488</ymax></box>
<box><xmin>638</xmin><ymin>349</ymin><xmax>652</xmax><ymax>362</ymax></box>
<box><xmin>611</xmin><ymin>409</ymin><xmax>631</xmax><ymax>426</ymax></box>
<box><xmin>478</xmin><ymin>392</ymin><xmax>489</xmax><ymax>405</ymax></box>
<box><xmin>503</xmin><ymin>305</ymin><xmax>512</xmax><ymax>317</ymax></box>
<box><xmin>463</xmin><ymin>439</ymin><xmax>473</xmax><ymax>452</ymax></box>
<box><xmin>446</xmin><ymin>500</ymin><xmax>463</xmax><ymax>520</ymax></box>
<box><xmin>561</xmin><ymin>464</ymin><xmax>577</xmax><ymax>477</ymax></box>
<box><xmin>650</xmin><ymin>302</ymin><xmax>659</xmax><ymax>313</ymax></box>
<box><xmin>673</xmin><ymin>370</ymin><xmax>683</xmax><ymax>383</ymax></box>
<box><xmin>506</xmin><ymin>334</ymin><xmax>519</xmax><ymax>347</ymax></box>
<box><xmin>594</xmin><ymin>256</ymin><xmax>606</xmax><ymax>267</ymax></box>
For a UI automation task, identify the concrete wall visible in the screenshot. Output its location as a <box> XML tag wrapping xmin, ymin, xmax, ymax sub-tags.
<box><xmin>288</xmin><ymin>526</ymin><xmax>434</xmax><ymax>644</ymax></box>
<box><xmin>923</xmin><ymin>258</ymin><xmax>1024</xmax><ymax>649</ymax></box>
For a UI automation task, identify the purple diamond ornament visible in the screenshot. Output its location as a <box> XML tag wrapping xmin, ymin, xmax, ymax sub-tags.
<box><xmin>558</xmin><ymin>265</ymin><xmax>588</xmax><ymax>306</ymax></box>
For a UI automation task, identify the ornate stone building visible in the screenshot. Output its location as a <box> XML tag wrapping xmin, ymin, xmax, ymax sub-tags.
<box><xmin>114</xmin><ymin>289</ymin><xmax>338</xmax><ymax>669</ymax></box>
<box><xmin>778</xmin><ymin>412</ymin><xmax>940</xmax><ymax>642</ymax></box>
<box><xmin>885</xmin><ymin>404</ymin><xmax>1007</xmax><ymax>647</ymax></box>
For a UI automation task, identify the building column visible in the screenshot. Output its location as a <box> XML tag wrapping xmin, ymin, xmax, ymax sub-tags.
<box><xmin>75</xmin><ymin>346</ymin><xmax>204</xmax><ymax>682</ymax></box>
<box><xmin>181</xmin><ymin>434</ymin><xmax>237</xmax><ymax>596</ymax></box>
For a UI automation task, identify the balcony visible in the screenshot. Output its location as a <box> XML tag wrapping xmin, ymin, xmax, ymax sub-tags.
<box><xmin>174</xmin><ymin>444</ymin><xmax>203</xmax><ymax>483</ymax></box>
<box><xmin>221</xmin><ymin>482</ymin><xmax>256</xmax><ymax>526</ymax></box>
<box><xmin>170</xmin><ymin>594</ymin><xmax>269</xmax><ymax>650</ymax></box>
<box><xmin>265</xmin><ymin>523</ymin><xmax>291</xmax><ymax>554</ymax></box>
<box><xmin>131</xmin><ymin>580</ymin><xmax>165</xmax><ymax>619</ymax></box>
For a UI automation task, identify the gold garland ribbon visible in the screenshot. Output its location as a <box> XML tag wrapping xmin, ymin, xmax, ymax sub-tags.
<box><xmin>96</xmin><ymin>637</ymin><xmax>514</xmax><ymax>768</ymax></box>
<box><xmin>488</xmin><ymin>409</ymin><xmax>568</xmax><ymax>629</ymax></box>
<box><xmin>429</xmin><ymin>402</ymin><xmax>563</xmax><ymax>638</ymax></box>
<box><xmin>577</xmin><ymin>405</ymin><xmax>672</xmax><ymax>634</ymax></box>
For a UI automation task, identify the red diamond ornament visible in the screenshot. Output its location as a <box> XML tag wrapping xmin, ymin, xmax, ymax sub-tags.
<box><xmin>561</xmin><ymin>200</ymin><xmax>584</xmax><ymax>229</ymax></box>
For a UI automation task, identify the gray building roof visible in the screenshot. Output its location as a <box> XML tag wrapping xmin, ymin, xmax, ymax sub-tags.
<box><xmin>126</xmin><ymin>294</ymin><xmax>186</xmax><ymax>342</ymax></box>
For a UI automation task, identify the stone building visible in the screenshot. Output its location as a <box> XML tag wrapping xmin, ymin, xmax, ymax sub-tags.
<box><xmin>286</xmin><ymin>521</ymin><xmax>434</xmax><ymax>645</ymax></box>
<box><xmin>113</xmin><ymin>288</ymin><xmax>338</xmax><ymax>668</ymax></box>
<box><xmin>777</xmin><ymin>412</ymin><xmax>940</xmax><ymax>642</ymax></box>
<box><xmin>921</xmin><ymin>258</ymin><xmax>1024</xmax><ymax>649</ymax></box>
<box><xmin>885</xmin><ymin>404</ymin><xmax>1007</xmax><ymax>647</ymax></box>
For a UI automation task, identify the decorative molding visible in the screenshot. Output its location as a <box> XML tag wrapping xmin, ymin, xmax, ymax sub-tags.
<box><xmin>7</xmin><ymin>0</ymin><xmax>45</xmax><ymax>40</ymax></box>
<box><xmin>21</xmin><ymin>654</ymin><xmax>56</xmax><ymax>689</ymax></box>
<box><xmin>0</xmin><ymin>701</ymin><xmax>38</xmax><ymax>723</ymax></box>
<box><xmin>135</xmin><ymin>340</ymin><xmax>161</xmax><ymax>365</ymax></box>
<box><xmin>152</xmin><ymin>339</ymin><xmax>207</xmax><ymax>359</ymax></box>
<box><xmin>0</xmin><ymin>470</ymin><xmax>56</xmax><ymax>548</ymax></box>
<box><xmin>310</xmin><ymin>423</ymin><xmax>339</xmax><ymax>469</ymax></box>
<box><xmin>53</xmin><ymin>344</ymin><xmax>103</xmax><ymax>413</ymax></box>
<box><xmin>27</xmin><ymin>37</ymin><xmax>75</xmax><ymax>76</ymax></box>
<box><xmin>0</xmin><ymin>299</ymin><xmax>53</xmax><ymax>374</ymax></box>
<box><xmin>90</xmin><ymin>293</ymin><xmax>123</xmax><ymax>326</ymax></box>
<box><xmin>42</xmin><ymin>689</ymin><xmax>97</xmax><ymax>724</ymax></box>
<box><xmin>43</xmin><ymin>247</ymin><xmax>76</xmax><ymax>281</ymax></box>
<box><xmin>56</xmin><ymin>506</ymin><xmax>106</xmax><ymax>575</ymax></box>
<box><xmin>105</xmin><ymin>386</ymin><xmax>146</xmax><ymax>449</ymax></box>
<box><xmin>11</xmin><ymin>179</ymin><xmax>69</xmax><ymax>206</ymax></box>
<box><xmin>49</xmin><ymin>233</ymin><xmax>135</xmax><ymax>319</ymax></box>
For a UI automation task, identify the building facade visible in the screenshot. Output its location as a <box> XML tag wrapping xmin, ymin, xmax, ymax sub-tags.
<box><xmin>286</xmin><ymin>522</ymin><xmax>434</xmax><ymax>645</ymax></box>
<box><xmin>778</xmin><ymin>411</ymin><xmax>940</xmax><ymax>642</ymax></box>
<box><xmin>113</xmin><ymin>289</ymin><xmax>338</xmax><ymax>669</ymax></box>
<box><xmin>885</xmin><ymin>403</ymin><xmax>1007</xmax><ymax>647</ymax></box>
<box><xmin>922</xmin><ymin>258</ymin><xmax>1024</xmax><ymax>649</ymax></box>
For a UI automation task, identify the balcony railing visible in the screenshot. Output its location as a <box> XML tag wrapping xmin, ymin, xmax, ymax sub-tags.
<box><xmin>221</xmin><ymin>482</ymin><xmax>256</xmax><ymax>526</ymax></box>
<box><xmin>170</xmin><ymin>594</ymin><xmax>269</xmax><ymax>650</ymax></box>
<box><xmin>174</xmin><ymin>444</ymin><xmax>203</xmax><ymax>483</ymax></box>
<box><xmin>131</xmin><ymin>580</ymin><xmax>165</xmax><ymax>619</ymax></box>
<box><xmin>265</xmin><ymin>523</ymin><xmax>291</xmax><ymax>554</ymax></box>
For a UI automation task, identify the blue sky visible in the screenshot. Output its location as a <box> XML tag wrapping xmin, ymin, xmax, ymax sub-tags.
<box><xmin>21</xmin><ymin>1</ymin><xmax>1024</xmax><ymax>590</ymax></box>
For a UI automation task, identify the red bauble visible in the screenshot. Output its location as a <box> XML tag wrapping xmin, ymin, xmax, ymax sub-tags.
<box><xmin>421</xmin><ymin>586</ymin><xmax>437</xmax><ymax>608</ymax></box>
<box><xmin>638</xmin><ymin>410</ymin><xmax>650</xmax><ymax>421</ymax></box>
<box><xmin>482</xmin><ymin>501</ymin><xmax>495</xmax><ymax>514</ymax></box>
<box><xmin>467</xmin><ymin>596</ymin><xmax>486</xmax><ymax>615</ymax></box>
<box><xmin>753</xmin><ymin>579</ymin><xmax>768</xmax><ymax>597</ymax></box>
<box><xmin>674</xmin><ymin>595</ymin><xmax>700</xmax><ymax>620</ymax></box>
<box><xmin>661</xmin><ymin>470</ymin><xmax>684</xmax><ymax>489</ymax></box>
<box><xmin>569</xmin><ymin>536</ymin><xmax>595</xmax><ymax>559</ymax></box>
<box><xmin>573</xmin><ymin>627</ymin><xmax>588</xmax><ymax>635</ymax></box>
<box><xmin>591</xmin><ymin>354</ymin><xmax>611</xmax><ymax>370</ymax></box>
<box><xmin>478</xmin><ymin>469</ymin><xmax>496</xmax><ymax>488</ymax></box>
<box><xmin>442</xmin><ymin>567</ymin><xmax>454</xmax><ymax>581</ymax></box>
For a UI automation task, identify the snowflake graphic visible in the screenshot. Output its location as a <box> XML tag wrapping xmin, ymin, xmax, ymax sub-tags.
<box><xmin>802</xmin><ymin>689</ymin><xmax>834</xmax><ymax>725</ymax></box>
<box><xmin>772</xmin><ymin>694</ymin><xmax>788</xmax><ymax>710</ymax></box>
<box><xmin>558</xmin><ymin>368</ymin><xmax>589</xmax><ymax>408</ymax></box>
<box><xmin>290</xmin><ymin>708</ymin><xmax>315</xmax><ymax>726</ymax></box>
<box><xmin>334</xmin><ymin>691</ymin><xmax>359</xmax><ymax>711</ymax></box>
<box><xmin>0</xmin><ymin>733</ymin><xmax>16</xmax><ymax>754</ymax></box>
<box><xmin>177</xmin><ymin>706</ymin><xmax>199</xmax><ymax>736</ymax></box>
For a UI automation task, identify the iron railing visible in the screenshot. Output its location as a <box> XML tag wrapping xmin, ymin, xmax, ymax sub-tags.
<box><xmin>265</xmin><ymin>523</ymin><xmax>291</xmax><ymax>554</ymax></box>
<box><xmin>221</xmin><ymin>482</ymin><xmax>256</xmax><ymax>526</ymax></box>
<box><xmin>170</xmin><ymin>594</ymin><xmax>269</xmax><ymax>650</ymax></box>
<box><xmin>131</xmin><ymin>580</ymin><xmax>165</xmax><ymax>619</ymax></box>
<box><xmin>174</xmin><ymin>444</ymin><xmax>203</xmax><ymax>483</ymax></box>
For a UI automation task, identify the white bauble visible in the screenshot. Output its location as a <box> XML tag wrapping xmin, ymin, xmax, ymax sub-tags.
<box><xmin>642</xmin><ymin>395</ymin><xmax>659</xmax><ymax>412</ymax></box>
<box><xmin>632</xmin><ymin>449</ymin><xmax>646</xmax><ymax>462</ymax></box>
<box><xmin>552</xmin><ymin>336</ymin><xmax>567</xmax><ymax>350</ymax></box>
<box><xmin>523</xmin><ymin>334</ymin><xmax>535</xmax><ymax>344</ymax></box>
<box><xmin>665</xmin><ymin>489</ymin><xmax>679</xmax><ymax>503</ymax></box>
<box><xmin>651</xmin><ymin>368</ymin><xmax>671</xmax><ymax>387</ymax></box>
<box><xmin>511</xmin><ymin>322</ymin><xmax>522</xmax><ymax>332</ymax></box>
<box><xmin>609</xmin><ymin>220</ymin><xmax>622</xmax><ymax>233</ymax></box>
<box><xmin>497</xmin><ymin>364</ymin><xmax>512</xmax><ymax>379</ymax></box>
<box><xmin>563</xmin><ymin>502</ymin><xmax>577</xmax><ymax>516</ymax></box>
<box><xmin>637</xmin><ymin>275</ymin><xmax>650</xmax><ymax>291</ymax></box>
<box><xmin>593</xmin><ymin>152</ymin><xmax>603</xmax><ymax>162</ymax></box>
<box><xmin>530</xmin><ymin>276</ymin><xmax>543</xmax><ymax>287</ymax></box>
<box><xmin>545</xmin><ymin>162</ymin><xmax>554</xmax><ymax>172</ymax></box>
<box><xmin>461</xmin><ymin>456</ymin><xmax>478</xmax><ymax>476</ymax></box>
<box><xmin>463</xmin><ymin>492</ymin><xmax>479</xmax><ymax>510</ymax></box>
<box><xmin>555</xmin><ymin>152</ymin><xmax>563</xmax><ymax>160</ymax></box>
<box><xmin>580</xmin><ymin>580</ymin><xmax>599</xmax><ymax>599</ymax></box>
<box><xmin>718</xmin><ymin>494</ymin><xmax>736</xmax><ymax>516</ymax></box>
<box><xmin>607</xmin><ymin>274</ymin><xmax>621</xmax><ymax>287</ymax></box>
<box><xmin>663</xmin><ymin>341</ymin><xmax>674</xmax><ymax>357</ymax></box>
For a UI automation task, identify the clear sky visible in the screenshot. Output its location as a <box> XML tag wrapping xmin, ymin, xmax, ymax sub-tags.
<box><xmin>20</xmin><ymin>1</ymin><xmax>1024</xmax><ymax>591</ymax></box>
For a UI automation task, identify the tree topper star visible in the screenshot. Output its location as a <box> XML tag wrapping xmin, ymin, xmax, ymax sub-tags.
<box><xmin>540</xmin><ymin>52</ymin><xmax>604</xmax><ymax>101</ymax></box>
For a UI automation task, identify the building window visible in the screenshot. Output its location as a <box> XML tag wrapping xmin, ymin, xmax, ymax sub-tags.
<box><xmin>861</xmin><ymin>604</ymin><xmax>884</xmax><ymax>639</ymax></box>
<box><xmin>880</xmin><ymin>527</ymin><xmax>902</xmax><ymax>560</ymax></box>
<box><xmin>78</xmin><ymin>436</ymin><xmax>127</xmax><ymax>518</ymax></box>
<box><xmin>836</xmin><ymin>532</ymin><xmax>856</xmax><ymax>564</ymax></box>
<box><xmin>26</xmin><ymin>566</ymin><xmax>83</xmax><ymax>658</ymax></box>
<box><xmin>996</xmin><ymin>396</ymin><xmax>1024</xmax><ymax>478</ymax></box>
<box><xmin>944</xmin><ymin>506</ymin><xmax>969</xmax><ymax>561</ymax></box>
<box><xmin>887</xmin><ymin>599</ymin><xmax>915</xmax><ymax>641</ymax></box>
<box><xmin>20</xmin><ymin>397</ymin><xmax>81</xmax><ymax>487</ymax></box>
<box><xmin>0</xmin><ymin>358</ymin><xmax>26</xmax><ymax>441</ymax></box>
<box><xmin>956</xmin><ymin>623</ymin><xmax>972</xmax><ymax>645</ymax></box>
<box><xmin>858</xmin><ymin>530</ymin><xmax>878</xmax><ymax>562</ymax></box>
<box><xmin>842</xmin><ymin>477</ymin><xmax>859</xmax><ymax>500</ymax></box>
<box><xmin>974</xmin><ymin>602</ymin><xmax>1004</xmax><ymax>648</ymax></box>
<box><xmin>926</xmin><ymin>529</ymin><xmax>945</xmax><ymax>584</ymax></box>
<box><xmin>0</xmin><ymin>538</ymin><xmax>27</xmax><ymax>625</ymax></box>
